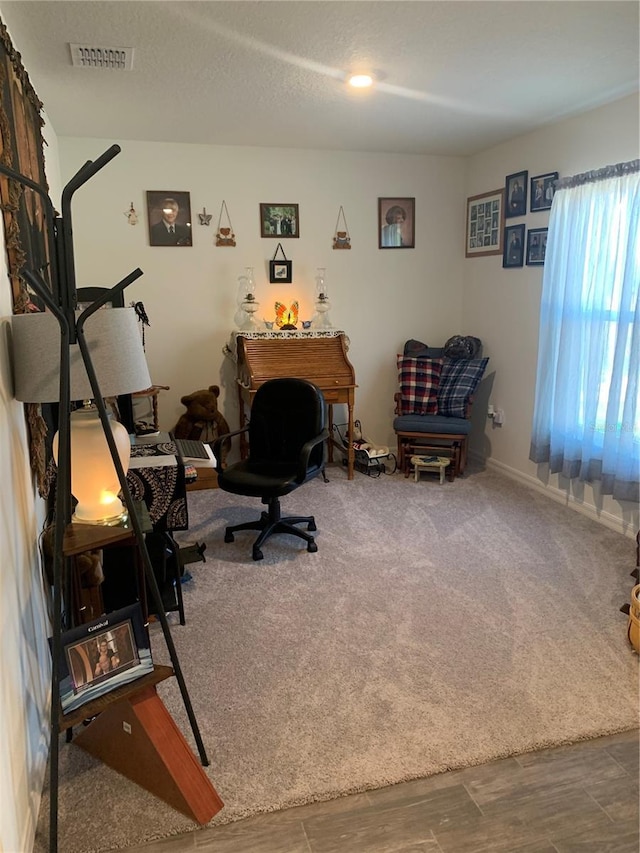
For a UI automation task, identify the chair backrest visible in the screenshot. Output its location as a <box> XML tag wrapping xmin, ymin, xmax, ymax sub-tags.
<box><xmin>248</xmin><ymin>378</ymin><xmax>325</xmax><ymax>470</ymax></box>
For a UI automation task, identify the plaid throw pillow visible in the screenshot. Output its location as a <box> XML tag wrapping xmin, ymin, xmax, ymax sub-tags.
<box><xmin>437</xmin><ymin>357</ymin><xmax>489</xmax><ymax>418</ymax></box>
<box><xmin>397</xmin><ymin>356</ymin><xmax>443</xmax><ymax>415</ymax></box>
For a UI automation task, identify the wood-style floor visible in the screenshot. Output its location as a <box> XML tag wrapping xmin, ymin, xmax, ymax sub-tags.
<box><xmin>125</xmin><ymin>728</ymin><xmax>638</xmax><ymax>852</ymax></box>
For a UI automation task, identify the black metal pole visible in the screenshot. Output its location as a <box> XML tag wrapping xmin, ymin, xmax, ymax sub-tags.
<box><xmin>21</xmin><ymin>269</ymin><xmax>71</xmax><ymax>853</ymax></box>
<box><xmin>76</xmin><ymin>287</ymin><xmax>210</xmax><ymax>767</ymax></box>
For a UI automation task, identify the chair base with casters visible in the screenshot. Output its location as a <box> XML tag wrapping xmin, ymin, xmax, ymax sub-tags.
<box><xmin>213</xmin><ymin>377</ymin><xmax>328</xmax><ymax>561</ymax></box>
<box><xmin>224</xmin><ymin>495</ymin><xmax>318</xmax><ymax>561</ymax></box>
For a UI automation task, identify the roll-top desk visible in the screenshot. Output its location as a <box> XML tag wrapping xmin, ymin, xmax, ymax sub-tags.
<box><xmin>230</xmin><ymin>330</ymin><xmax>357</xmax><ymax>479</ymax></box>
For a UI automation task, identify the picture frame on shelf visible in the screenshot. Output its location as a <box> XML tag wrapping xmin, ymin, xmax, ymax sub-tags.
<box><xmin>260</xmin><ymin>203</ymin><xmax>299</xmax><ymax>237</ymax></box>
<box><xmin>55</xmin><ymin>603</ymin><xmax>154</xmax><ymax>714</ymax></box>
<box><xmin>147</xmin><ymin>191</ymin><xmax>192</xmax><ymax>246</ymax></box>
<box><xmin>503</xmin><ymin>224</ymin><xmax>526</xmax><ymax>268</ymax></box>
<box><xmin>465</xmin><ymin>188</ymin><xmax>504</xmax><ymax>257</ymax></box>
<box><xmin>378</xmin><ymin>197</ymin><xmax>415</xmax><ymax>248</ymax></box>
<box><xmin>505</xmin><ymin>170</ymin><xmax>528</xmax><ymax>218</ymax></box>
<box><xmin>526</xmin><ymin>227</ymin><xmax>548</xmax><ymax>266</ymax></box>
<box><xmin>530</xmin><ymin>172</ymin><xmax>558</xmax><ymax>212</ymax></box>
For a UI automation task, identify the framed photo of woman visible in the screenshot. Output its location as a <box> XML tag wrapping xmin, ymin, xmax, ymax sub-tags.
<box><xmin>378</xmin><ymin>197</ymin><xmax>415</xmax><ymax>249</ymax></box>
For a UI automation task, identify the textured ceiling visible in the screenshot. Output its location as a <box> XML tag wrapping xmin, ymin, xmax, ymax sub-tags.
<box><xmin>1</xmin><ymin>1</ymin><xmax>638</xmax><ymax>156</ymax></box>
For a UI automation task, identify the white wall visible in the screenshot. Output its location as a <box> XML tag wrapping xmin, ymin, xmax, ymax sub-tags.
<box><xmin>463</xmin><ymin>94</ymin><xmax>640</xmax><ymax>535</ymax></box>
<box><xmin>58</xmin><ymin>138</ymin><xmax>465</xmax><ymax>450</ymax></box>
<box><xmin>0</xmin><ymin>102</ymin><xmax>61</xmax><ymax>853</ymax></box>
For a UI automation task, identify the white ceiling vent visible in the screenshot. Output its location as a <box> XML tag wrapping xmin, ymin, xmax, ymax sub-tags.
<box><xmin>70</xmin><ymin>44</ymin><xmax>134</xmax><ymax>70</ymax></box>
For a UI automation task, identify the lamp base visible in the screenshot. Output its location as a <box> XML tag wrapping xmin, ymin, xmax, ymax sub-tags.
<box><xmin>54</xmin><ymin>405</ymin><xmax>131</xmax><ymax>525</ymax></box>
<box><xmin>71</xmin><ymin>506</ymin><xmax>129</xmax><ymax>526</ymax></box>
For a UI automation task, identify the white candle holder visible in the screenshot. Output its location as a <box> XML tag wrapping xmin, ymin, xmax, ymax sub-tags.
<box><xmin>312</xmin><ymin>267</ymin><xmax>332</xmax><ymax>329</ymax></box>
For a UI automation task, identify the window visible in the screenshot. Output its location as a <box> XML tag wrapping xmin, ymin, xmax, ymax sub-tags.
<box><xmin>529</xmin><ymin>161</ymin><xmax>639</xmax><ymax>503</ymax></box>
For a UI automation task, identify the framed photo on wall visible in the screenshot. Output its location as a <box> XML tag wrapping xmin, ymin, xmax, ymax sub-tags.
<box><xmin>503</xmin><ymin>224</ymin><xmax>526</xmax><ymax>268</ymax></box>
<box><xmin>260</xmin><ymin>204</ymin><xmax>299</xmax><ymax>237</ymax></box>
<box><xmin>530</xmin><ymin>172</ymin><xmax>558</xmax><ymax>212</ymax></box>
<box><xmin>505</xmin><ymin>170</ymin><xmax>528</xmax><ymax>218</ymax></box>
<box><xmin>465</xmin><ymin>189</ymin><xmax>504</xmax><ymax>257</ymax></box>
<box><xmin>526</xmin><ymin>227</ymin><xmax>548</xmax><ymax>266</ymax></box>
<box><xmin>269</xmin><ymin>259</ymin><xmax>293</xmax><ymax>283</ymax></box>
<box><xmin>147</xmin><ymin>191</ymin><xmax>192</xmax><ymax>246</ymax></box>
<box><xmin>378</xmin><ymin>197</ymin><xmax>415</xmax><ymax>248</ymax></box>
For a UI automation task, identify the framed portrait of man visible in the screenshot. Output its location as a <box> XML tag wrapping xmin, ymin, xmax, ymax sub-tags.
<box><xmin>147</xmin><ymin>190</ymin><xmax>193</xmax><ymax>246</ymax></box>
<box><xmin>503</xmin><ymin>224</ymin><xmax>526</xmax><ymax>268</ymax></box>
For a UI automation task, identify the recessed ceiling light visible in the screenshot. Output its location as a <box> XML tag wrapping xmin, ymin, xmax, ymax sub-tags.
<box><xmin>348</xmin><ymin>74</ymin><xmax>373</xmax><ymax>89</ymax></box>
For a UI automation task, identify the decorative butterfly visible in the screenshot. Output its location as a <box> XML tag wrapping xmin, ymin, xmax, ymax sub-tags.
<box><xmin>275</xmin><ymin>300</ymin><xmax>299</xmax><ymax>329</ymax></box>
<box><xmin>198</xmin><ymin>207</ymin><xmax>212</xmax><ymax>226</ymax></box>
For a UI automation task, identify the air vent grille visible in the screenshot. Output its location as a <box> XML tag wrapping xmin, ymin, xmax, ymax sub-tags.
<box><xmin>70</xmin><ymin>44</ymin><xmax>134</xmax><ymax>70</ymax></box>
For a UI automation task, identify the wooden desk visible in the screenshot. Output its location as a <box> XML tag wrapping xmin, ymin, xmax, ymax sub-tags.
<box><xmin>231</xmin><ymin>331</ymin><xmax>357</xmax><ymax>478</ymax></box>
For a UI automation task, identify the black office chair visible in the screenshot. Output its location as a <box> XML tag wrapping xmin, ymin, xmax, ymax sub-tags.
<box><xmin>213</xmin><ymin>378</ymin><xmax>328</xmax><ymax>561</ymax></box>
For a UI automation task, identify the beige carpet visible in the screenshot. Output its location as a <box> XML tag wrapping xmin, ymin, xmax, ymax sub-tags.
<box><xmin>35</xmin><ymin>463</ymin><xmax>639</xmax><ymax>852</ymax></box>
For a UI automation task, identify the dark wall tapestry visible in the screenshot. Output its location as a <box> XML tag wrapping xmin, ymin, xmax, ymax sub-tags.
<box><xmin>0</xmin><ymin>17</ymin><xmax>54</xmax><ymax>497</ymax></box>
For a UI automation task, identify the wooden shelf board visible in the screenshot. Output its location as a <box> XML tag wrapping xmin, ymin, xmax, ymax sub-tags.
<box><xmin>60</xmin><ymin>664</ymin><xmax>173</xmax><ymax>731</ymax></box>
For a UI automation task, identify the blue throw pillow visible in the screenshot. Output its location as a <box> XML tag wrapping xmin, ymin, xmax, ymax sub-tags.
<box><xmin>437</xmin><ymin>357</ymin><xmax>489</xmax><ymax>418</ymax></box>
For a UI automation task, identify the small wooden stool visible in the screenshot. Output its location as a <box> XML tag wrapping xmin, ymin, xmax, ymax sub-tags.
<box><xmin>410</xmin><ymin>455</ymin><xmax>450</xmax><ymax>484</ymax></box>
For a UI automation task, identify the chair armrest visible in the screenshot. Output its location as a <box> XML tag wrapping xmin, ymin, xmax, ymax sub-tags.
<box><xmin>297</xmin><ymin>427</ymin><xmax>329</xmax><ymax>482</ymax></box>
<box><xmin>212</xmin><ymin>427</ymin><xmax>248</xmax><ymax>474</ymax></box>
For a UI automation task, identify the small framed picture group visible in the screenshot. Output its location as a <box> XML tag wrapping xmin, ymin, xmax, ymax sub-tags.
<box><xmin>503</xmin><ymin>225</ymin><xmax>548</xmax><ymax>268</ymax></box>
<box><xmin>465</xmin><ymin>188</ymin><xmax>504</xmax><ymax>257</ymax></box>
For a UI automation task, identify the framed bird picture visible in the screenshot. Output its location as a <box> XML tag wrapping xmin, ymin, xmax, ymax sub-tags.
<box><xmin>269</xmin><ymin>259</ymin><xmax>292</xmax><ymax>283</ymax></box>
<box><xmin>269</xmin><ymin>242</ymin><xmax>292</xmax><ymax>283</ymax></box>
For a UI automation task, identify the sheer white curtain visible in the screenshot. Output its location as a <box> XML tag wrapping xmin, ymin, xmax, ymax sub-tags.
<box><xmin>530</xmin><ymin>160</ymin><xmax>640</xmax><ymax>502</ymax></box>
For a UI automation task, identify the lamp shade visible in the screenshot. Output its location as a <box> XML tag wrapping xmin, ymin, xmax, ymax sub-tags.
<box><xmin>11</xmin><ymin>307</ymin><xmax>151</xmax><ymax>403</ymax></box>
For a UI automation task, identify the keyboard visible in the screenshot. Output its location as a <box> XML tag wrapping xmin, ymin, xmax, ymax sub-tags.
<box><xmin>174</xmin><ymin>438</ymin><xmax>210</xmax><ymax>459</ymax></box>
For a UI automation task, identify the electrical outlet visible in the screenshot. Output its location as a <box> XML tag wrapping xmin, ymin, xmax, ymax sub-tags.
<box><xmin>494</xmin><ymin>408</ymin><xmax>505</xmax><ymax>425</ymax></box>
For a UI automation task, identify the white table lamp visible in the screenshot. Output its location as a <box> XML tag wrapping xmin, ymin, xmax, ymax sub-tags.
<box><xmin>11</xmin><ymin>307</ymin><xmax>151</xmax><ymax>523</ymax></box>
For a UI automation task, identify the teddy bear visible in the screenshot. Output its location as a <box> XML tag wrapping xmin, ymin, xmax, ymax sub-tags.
<box><xmin>350</xmin><ymin>420</ymin><xmax>389</xmax><ymax>458</ymax></box>
<box><xmin>172</xmin><ymin>384</ymin><xmax>231</xmax><ymax>463</ymax></box>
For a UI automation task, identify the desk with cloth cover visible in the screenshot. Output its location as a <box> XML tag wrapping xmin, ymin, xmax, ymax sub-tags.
<box><xmin>100</xmin><ymin>434</ymin><xmax>189</xmax><ymax>622</ymax></box>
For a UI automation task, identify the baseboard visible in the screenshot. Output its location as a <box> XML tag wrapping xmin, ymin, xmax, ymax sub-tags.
<box><xmin>474</xmin><ymin>454</ymin><xmax>637</xmax><ymax>540</ymax></box>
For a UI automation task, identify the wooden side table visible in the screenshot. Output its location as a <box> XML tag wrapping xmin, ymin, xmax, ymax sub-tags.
<box><xmin>410</xmin><ymin>455</ymin><xmax>451</xmax><ymax>484</ymax></box>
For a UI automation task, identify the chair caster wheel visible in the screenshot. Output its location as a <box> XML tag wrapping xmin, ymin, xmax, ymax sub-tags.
<box><xmin>253</xmin><ymin>547</ymin><xmax>264</xmax><ymax>561</ymax></box>
<box><xmin>307</xmin><ymin>540</ymin><xmax>318</xmax><ymax>553</ymax></box>
<box><xmin>308</xmin><ymin>520</ymin><xmax>317</xmax><ymax>532</ymax></box>
<box><xmin>224</xmin><ymin>531</ymin><xmax>234</xmax><ymax>543</ymax></box>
